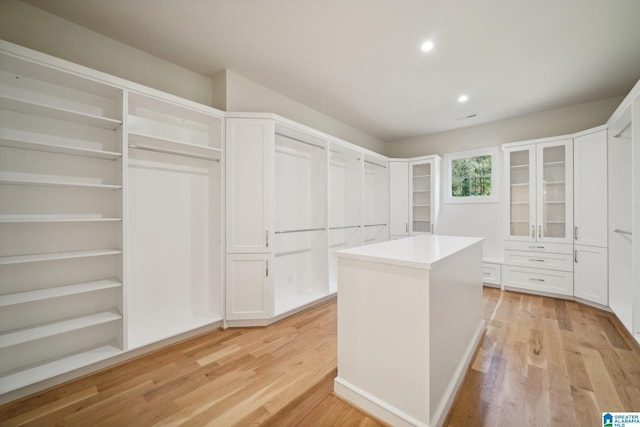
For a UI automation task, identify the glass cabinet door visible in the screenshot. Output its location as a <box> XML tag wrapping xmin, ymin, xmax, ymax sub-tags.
<box><xmin>411</xmin><ymin>161</ymin><xmax>432</xmax><ymax>233</ymax></box>
<box><xmin>536</xmin><ymin>141</ymin><xmax>573</xmax><ymax>242</ymax></box>
<box><xmin>507</xmin><ymin>147</ymin><xmax>535</xmax><ymax>240</ymax></box>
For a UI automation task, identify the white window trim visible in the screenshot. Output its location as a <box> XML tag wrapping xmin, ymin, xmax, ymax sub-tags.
<box><xmin>443</xmin><ymin>146</ymin><xmax>500</xmax><ymax>204</ymax></box>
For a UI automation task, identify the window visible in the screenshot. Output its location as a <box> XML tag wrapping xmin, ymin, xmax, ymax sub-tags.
<box><xmin>444</xmin><ymin>147</ymin><xmax>499</xmax><ymax>203</ymax></box>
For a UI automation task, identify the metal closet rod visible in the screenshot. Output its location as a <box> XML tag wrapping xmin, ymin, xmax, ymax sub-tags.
<box><xmin>329</xmin><ymin>225</ymin><xmax>361</xmax><ymax>230</ymax></box>
<box><xmin>274</xmin><ymin>227</ymin><xmax>326</xmax><ymax>234</ymax></box>
<box><xmin>614</xmin><ymin>122</ymin><xmax>631</xmax><ymax>138</ymax></box>
<box><xmin>275</xmin><ymin>132</ymin><xmax>325</xmax><ymax>150</ymax></box>
<box><xmin>128</xmin><ymin>145</ymin><xmax>219</xmax><ymax>162</ymax></box>
<box><xmin>614</xmin><ymin>228</ymin><xmax>632</xmax><ymax>235</ymax></box>
<box><xmin>364</xmin><ymin>159</ymin><xmax>387</xmax><ymax>168</ymax></box>
<box><xmin>364</xmin><ymin>223</ymin><xmax>388</xmax><ymax>227</ymax></box>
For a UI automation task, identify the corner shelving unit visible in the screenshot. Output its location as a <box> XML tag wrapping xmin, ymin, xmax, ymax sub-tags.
<box><xmin>0</xmin><ymin>42</ymin><xmax>125</xmax><ymax>395</ymax></box>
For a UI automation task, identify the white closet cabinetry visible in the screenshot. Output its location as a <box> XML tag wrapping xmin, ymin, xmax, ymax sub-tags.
<box><xmin>573</xmin><ymin>129</ymin><xmax>608</xmax><ymax>306</ymax></box>
<box><xmin>0</xmin><ymin>44</ymin><xmax>124</xmax><ymax>394</ymax></box>
<box><xmin>126</xmin><ymin>92</ymin><xmax>224</xmax><ymax>349</ymax></box>
<box><xmin>328</xmin><ymin>143</ymin><xmax>363</xmax><ymax>292</ymax></box>
<box><xmin>389</xmin><ymin>160</ymin><xmax>409</xmax><ymax>238</ymax></box>
<box><xmin>363</xmin><ymin>155</ymin><xmax>390</xmax><ymax>244</ymax></box>
<box><xmin>503</xmin><ymin>139</ymin><xmax>574</xmax><ymax>297</ymax></box>
<box><xmin>408</xmin><ymin>156</ymin><xmax>440</xmax><ymax>235</ymax></box>
<box><xmin>225</xmin><ymin>116</ymin><xmax>329</xmax><ymax>325</ymax></box>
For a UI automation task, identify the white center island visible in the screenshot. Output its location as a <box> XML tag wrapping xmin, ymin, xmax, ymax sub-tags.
<box><xmin>334</xmin><ymin>235</ymin><xmax>485</xmax><ymax>427</ymax></box>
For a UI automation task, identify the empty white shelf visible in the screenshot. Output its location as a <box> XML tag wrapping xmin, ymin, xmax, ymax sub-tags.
<box><xmin>0</xmin><ymin>279</ymin><xmax>122</xmax><ymax>307</ymax></box>
<box><xmin>0</xmin><ymin>129</ymin><xmax>122</xmax><ymax>160</ymax></box>
<box><xmin>0</xmin><ymin>178</ymin><xmax>122</xmax><ymax>190</ymax></box>
<box><xmin>128</xmin><ymin>131</ymin><xmax>222</xmax><ymax>153</ymax></box>
<box><xmin>0</xmin><ymin>249</ymin><xmax>122</xmax><ymax>265</ymax></box>
<box><xmin>0</xmin><ymin>310</ymin><xmax>122</xmax><ymax>349</ymax></box>
<box><xmin>0</xmin><ymin>344</ymin><xmax>122</xmax><ymax>395</ymax></box>
<box><xmin>1</xmin><ymin>95</ymin><xmax>122</xmax><ymax>130</ymax></box>
<box><xmin>0</xmin><ymin>216</ymin><xmax>122</xmax><ymax>223</ymax></box>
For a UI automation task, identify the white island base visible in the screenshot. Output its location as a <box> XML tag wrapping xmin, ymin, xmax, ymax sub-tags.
<box><xmin>334</xmin><ymin>235</ymin><xmax>485</xmax><ymax>427</ymax></box>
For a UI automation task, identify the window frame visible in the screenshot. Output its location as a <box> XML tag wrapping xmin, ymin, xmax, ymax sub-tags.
<box><xmin>443</xmin><ymin>147</ymin><xmax>500</xmax><ymax>204</ymax></box>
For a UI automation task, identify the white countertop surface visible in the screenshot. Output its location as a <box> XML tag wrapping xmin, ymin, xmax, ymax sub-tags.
<box><xmin>336</xmin><ymin>235</ymin><xmax>484</xmax><ymax>270</ymax></box>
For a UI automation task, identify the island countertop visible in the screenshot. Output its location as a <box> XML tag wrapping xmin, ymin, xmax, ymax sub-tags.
<box><xmin>336</xmin><ymin>234</ymin><xmax>484</xmax><ymax>270</ymax></box>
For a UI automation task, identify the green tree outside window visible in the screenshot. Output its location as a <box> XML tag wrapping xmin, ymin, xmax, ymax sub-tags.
<box><xmin>451</xmin><ymin>155</ymin><xmax>492</xmax><ymax>197</ymax></box>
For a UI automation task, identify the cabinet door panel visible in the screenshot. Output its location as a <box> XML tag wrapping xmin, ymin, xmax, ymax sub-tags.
<box><xmin>226</xmin><ymin>254</ymin><xmax>272</xmax><ymax>320</ymax></box>
<box><xmin>536</xmin><ymin>140</ymin><xmax>573</xmax><ymax>243</ymax></box>
<box><xmin>389</xmin><ymin>161</ymin><xmax>409</xmax><ymax>236</ymax></box>
<box><xmin>574</xmin><ymin>245</ymin><xmax>608</xmax><ymax>306</ymax></box>
<box><xmin>574</xmin><ymin>131</ymin><xmax>607</xmax><ymax>247</ymax></box>
<box><xmin>225</xmin><ymin>119</ymin><xmax>273</xmax><ymax>253</ymax></box>
<box><xmin>505</xmin><ymin>146</ymin><xmax>536</xmax><ymax>241</ymax></box>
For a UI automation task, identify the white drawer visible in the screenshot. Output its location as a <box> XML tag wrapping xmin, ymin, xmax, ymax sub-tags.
<box><xmin>481</xmin><ymin>262</ymin><xmax>501</xmax><ymax>285</ymax></box>
<box><xmin>504</xmin><ymin>250</ymin><xmax>573</xmax><ymax>272</ymax></box>
<box><xmin>503</xmin><ymin>265</ymin><xmax>573</xmax><ymax>296</ymax></box>
<box><xmin>504</xmin><ymin>240</ymin><xmax>573</xmax><ymax>255</ymax></box>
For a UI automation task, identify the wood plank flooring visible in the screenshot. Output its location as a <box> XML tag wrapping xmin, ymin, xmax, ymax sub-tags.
<box><xmin>1</xmin><ymin>288</ymin><xmax>639</xmax><ymax>426</ymax></box>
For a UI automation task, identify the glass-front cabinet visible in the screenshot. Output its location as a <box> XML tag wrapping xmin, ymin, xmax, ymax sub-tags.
<box><xmin>504</xmin><ymin>139</ymin><xmax>573</xmax><ymax>243</ymax></box>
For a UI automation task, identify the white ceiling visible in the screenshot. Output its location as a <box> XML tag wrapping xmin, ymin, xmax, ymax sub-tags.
<box><xmin>24</xmin><ymin>0</ymin><xmax>640</xmax><ymax>142</ymax></box>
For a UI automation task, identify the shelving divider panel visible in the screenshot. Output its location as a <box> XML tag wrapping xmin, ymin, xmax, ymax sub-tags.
<box><xmin>0</xmin><ymin>310</ymin><xmax>122</xmax><ymax>349</ymax></box>
<box><xmin>0</xmin><ymin>279</ymin><xmax>122</xmax><ymax>307</ymax></box>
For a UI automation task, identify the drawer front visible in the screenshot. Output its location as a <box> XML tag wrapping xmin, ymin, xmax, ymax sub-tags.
<box><xmin>504</xmin><ymin>240</ymin><xmax>573</xmax><ymax>255</ymax></box>
<box><xmin>481</xmin><ymin>262</ymin><xmax>501</xmax><ymax>285</ymax></box>
<box><xmin>504</xmin><ymin>250</ymin><xmax>573</xmax><ymax>272</ymax></box>
<box><xmin>503</xmin><ymin>265</ymin><xmax>573</xmax><ymax>296</ymax></box>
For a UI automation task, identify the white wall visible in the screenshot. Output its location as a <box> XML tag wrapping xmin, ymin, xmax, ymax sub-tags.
<box><xmin>388</xmin><ymin>96</ymin><xmax>623</xmax><ymax>158</ymax></box>
<box><xmin>223</xmin><ymin>70</ymin><xmax>386</xmax><ymax>154</ymax></box>
<box><xmin>0</xmin><ymin>0</ymin><xmax>215</xmax><ymax>106</ymax></box>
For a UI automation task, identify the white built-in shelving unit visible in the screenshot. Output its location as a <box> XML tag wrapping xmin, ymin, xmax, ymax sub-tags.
<box><xmin>328</xmin><ymin>143</ymin><xmax>363</xmax><ymax>292</ymax></box>
<box><xmin>0</xmin><ymin>42</ymin><xmax>125</xmax><ymax>395</ymax></box>
<box><xmin>125</xmin><ymin>91</ymin><xmax>224</xmax><ymax>349</ymax></box>
<box><xmin>363</xmin><ymin>155</ymin><xmax>390</xmax><ymax>244</ymax></box>
<box><xmin>0</xmin><ymin>40</ymin><xmax>226</xmax><ymax>400</ymax></box>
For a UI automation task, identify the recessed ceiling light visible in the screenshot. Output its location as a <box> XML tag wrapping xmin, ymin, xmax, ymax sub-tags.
<box><xmin>421</xmin><ymin>40</ymin><xmax>435</xmax><ymax>52</ymax></box>
<box><xmin>458</xmin><ymin>94</ymin><xmax>469</xmax><ymax>103</ymax></box>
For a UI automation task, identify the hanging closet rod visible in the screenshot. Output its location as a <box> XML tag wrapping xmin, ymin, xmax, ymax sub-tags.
<box><xmin>329</xmin><ymin>225</ymin><xmax>361</xmax><ymax>230</ymax></box>
<box><xmin>614</xmin><ymin>228</ymin><xmax>632</xmax><ymax>235</ymax></box>
<box><xmin>614</xmin><ymin>122</ymin><xmax>631</xmax><ymax>138</ymax></box>
<box><xmin>364</xmin><ymin>159</ymin><xmax>387</xmax><ymax>168</ymax></box>
<box><xmin>128</xmin><ymin>145</ymin><xmax>220</xmax><ymax>162</ymax></box>
<box><xmin>364</xmin><ymin>223</ymin><xmax>387</xmax><ymax>228</ymax></box>
<box><xmin>275</xmin><ymin>132</ymin><xmax>325</xmax><ymax>150</ymax></box>
<box><xmin>274</xmin><ymin>227</ymin><xmax>326</xmax><ymax>235</ymax></box>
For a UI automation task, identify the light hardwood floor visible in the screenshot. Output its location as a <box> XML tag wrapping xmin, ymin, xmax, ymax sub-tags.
<box><xmin>1</xmin><ymin>288</ymin><xmax>639</xmax><ymax>426</ymax></box>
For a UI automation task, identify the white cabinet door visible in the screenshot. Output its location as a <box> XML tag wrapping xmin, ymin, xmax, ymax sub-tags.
<box><xmin>389</xmin><ymin>160</ymin><xmax>409</xmax><ymax>236</ymax></box>
<box><xmin>504</xmin><ymin>145</ymin><xmax>536</xmax><ymax>241</ymax></box>
<box><xmin>536</xmin><ymin>140</ymin><xmax>573</xmax><ymax>244</ymax></box>
<box><xmin>574</xmin><ymin>130</ymin><xmax>607</xmax><ymax>247</ymax></box>
<box><xmin>574</xmin><ymin>245</ymin><xmax>608</xmax><ymax>305</ymax></box>
<box><xmin>226</xmin><ymin>254</ymin><xmax>273</xmax><ymax>320</ymax></box>
<box><xmin>225</xmin><ymin>118</ymin><xmax>274</xmax><ymax>253</ymax></box>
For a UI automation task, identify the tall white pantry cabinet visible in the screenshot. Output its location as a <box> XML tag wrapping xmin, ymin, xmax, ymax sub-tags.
<box><xmin>0</xmin><ymin>41</ymin><xmax>225</xmax><ymax>398</ymax></box>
